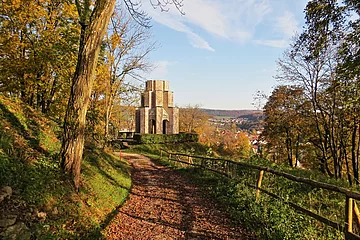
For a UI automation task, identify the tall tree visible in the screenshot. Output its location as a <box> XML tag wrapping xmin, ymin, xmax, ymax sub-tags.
<box><xmin>102</xmin><ymin>9</ymin><xmax>154</xmax><ymax>145</ymax></box>
<box><xmin>263</xmin><ymin>86</ymin><xmax>310</xmax><ymax>167</ymax></box>
<box><xmin>60</xmin><ymin>0</ymin><xmax>117</xmax><ymax>189</ymax></box>
<box><xmin>266</xmin><ymin>0</ymin><xmax>360</xmax><ymax>184</ymax></box>
<box><xmin>0</xmin><ymin>0</ymin><xmax>79</xmax><ymax>118</ymax></box>
<box><xmin>275</xmin><ymin>0</ymin><xmax>344</xmax><ymax>175</ymax></box>
<box><xmin>336</xmin><ymin>0</ymin><xmax>360</xmax><ymax>184</ymax></box>
<box><xmin>179</xmin><ymin>105</ymin><xmax>209</xmax><ymax>133</ymax></box>
<box><xmin>60</xmin><ymin>0</ymin><xmax>183</xmax><ymax>189</ymax></box>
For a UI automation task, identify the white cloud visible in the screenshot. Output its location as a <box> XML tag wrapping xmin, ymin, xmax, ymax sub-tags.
<box><xmin>255</xmin><ymin>39</ymin><xmax>288</xmax><ymax>48</ymax></box>
<box><xmin>254</xmin><ymin>9</ymin><xmax>299</xmax><ymax>48</ymax></box>
<box><xmin>188</xmin><ymin>32</ymin><xmax>215</xmax><ymax>51</ymax></box>
<box><xmin>142</xmin><ymin>1</ymin><xmax>214</xmax><ymax>51</ymax></box>
<box><xmin>142</xmin><ymin>0</ymin><xmax>272</xmax><ymax>51</ymax></box>
<box><xmin>147</xmin><ymin>60</ymin><xmax>176</xmax><ymax>79</ymax></box>
<box><xmin>276</xmin><ymin>10</ymin><xmax>299</xmax><ymax>38</ymax></box>
<box><xmin>182</xmin><ymin>0</ymin><xmax>228</xmax><ymax>38</ymax></box>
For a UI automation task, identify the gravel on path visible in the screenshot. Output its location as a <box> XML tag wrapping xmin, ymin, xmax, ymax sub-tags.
<box><xmin>104</xmin><ymin>153</ymin><xmax>255</xmax><ymax>240</ymax></box>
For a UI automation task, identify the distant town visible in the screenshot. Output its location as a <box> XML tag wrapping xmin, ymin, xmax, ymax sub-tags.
<box><xmin>202</xmin><ymin>109</ymin><xmax>264</xmax><ymax>153</ymax></box>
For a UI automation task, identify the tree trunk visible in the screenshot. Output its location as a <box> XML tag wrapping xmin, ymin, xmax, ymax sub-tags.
<box><xmin>286</xmin><ymin>129</ymin><xmax>293</xmax><ymax>167</ymax></box>
<box><xmin>295</xmin><ymin>134</ymin><xmax>300</xmax><ymax>167</ymax></box>
<box><xmin>60</xmin><ymin>0</ymin><xmax>116</xmax><ymax>190</ymax></box>
<box><xmin>104</xmin><ymin>90</ymin><xmax>115</xmax><ymax>147</ymax></box>
<box><xmin>104</xmin><ymin>103</ymin><xmax>112</xmax><ymax>147</ymax></box>
<box><xmin>352</xmin><ymin>119</ymin><xmax>359</xmax><ymax>184</ymax></box>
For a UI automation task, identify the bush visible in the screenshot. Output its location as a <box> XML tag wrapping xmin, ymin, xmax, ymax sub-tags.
<box><xmin>134</xmin><ymin>133</ymin><xmax>198</xmax><ymax>144</ymax></box>
<box><xmin>140</xmin><ymin>146</ymin><xmax>348</xmax><ymax>239</ymax></box>
<box><xmin>177</xmin><ymin>167</ymin><xmax>344</xmax><ymax>240</ymax></box>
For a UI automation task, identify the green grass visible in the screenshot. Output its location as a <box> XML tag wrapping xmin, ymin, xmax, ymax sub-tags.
<box><xmin>178</xmin><ymin>168</ymin><xmax>344</xmax><ymax>240</ymax></box>
<box><xmin>1</xmin><ymin>149</ymin><xmax>131</xmax><ymax>239</ymax></box>
<box><xmin>128</xmin><ymin>142</ymin><xmax>212</xmax><ymax>157</ymax></box>
<box><xmin>79</xmin><ymin>148</ymin><xmax>131</xmax><ymax>238</ymax></box>
<box><xmin>135</xmin><ymin>143</ymin><xmax>351</xmax><ymax>240</ymax></box>
<box><xmin>0</xmin><ymin>95</ymin><xmax>131</xmax><ymax>239</ymax></box>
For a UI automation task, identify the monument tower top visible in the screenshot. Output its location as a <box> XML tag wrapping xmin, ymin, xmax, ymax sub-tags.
<box><xmin>135</xmin><ymin>80</ymin><xmax>179</xmax><ymax>134</ymax></box>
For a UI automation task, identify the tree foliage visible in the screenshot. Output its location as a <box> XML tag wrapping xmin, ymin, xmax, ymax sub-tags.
<box><xmin>0</xmin><ymin>0</ymin><xmax>183</xmax><ymax>188</ymax></box>
<box><xmin>263</xmin><ymin>86</ymin><xmax>309</xmax><ymax>167</ymax></box>
<box><xmin>179</xmin><ymin>105</ymin><xmax>251</xmax><ymax>158</ymax></box>
<box><xmin>264</xmin><ymin>0</ymin><xmax>360</xmax><ymax>185</ymax></box>
<box><xmin>179</xmin><ymin>105</ymin><xmax>209</xmax><ymax>133</ymax></box>
<box><xmin>0</xmin><ymin>0</ymin><xmax>79</xmax><ymax>119</ymax></box>
<box><xmin>59</xmin><ymin>0</ymin><xmax>183</xmax><ymax>189</ymax></box>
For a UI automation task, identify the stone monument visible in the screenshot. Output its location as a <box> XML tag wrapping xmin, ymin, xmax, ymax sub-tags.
<box><xmin>135</xmin><ymin>80</ymin><xmax>179</xmax><ymax>134</ymax></box>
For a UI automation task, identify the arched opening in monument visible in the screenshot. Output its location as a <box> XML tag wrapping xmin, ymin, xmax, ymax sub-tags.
<box><xmin>150</xmin><ymin>119</ymin><xmax>156</xmax><ymax>134</ymax></box>
<box><xmin>163</xmin><ymin>120</ymin><xmax>169</xmax><ymax>134</ymax></box>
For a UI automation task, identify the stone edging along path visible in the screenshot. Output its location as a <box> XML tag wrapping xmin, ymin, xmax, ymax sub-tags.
<box><xmin>104</xmin><ymin>152</ymin><xmax>255</xmax><ymax>240</ymax></box>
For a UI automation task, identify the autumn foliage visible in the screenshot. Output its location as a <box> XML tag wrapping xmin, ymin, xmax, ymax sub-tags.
<box><xmin>263</xmin><ymin>0</ymin><xmax>360</xmax><ymax>185</ymax></box>
<box><xmin>179</xmin><ymin>105</ymin><xmax>251</xmax><ymax>158</ymax></box>
<box><xmin>0</xmin><ymin>0</ymin><xmax>79</xmax><ymax>119</ymax></box>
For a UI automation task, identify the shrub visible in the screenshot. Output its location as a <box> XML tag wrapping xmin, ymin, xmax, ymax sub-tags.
<box><xmin>134</xmin><ymin>133</ymin><xmax>198</xmax><ymax>144</ymax></box>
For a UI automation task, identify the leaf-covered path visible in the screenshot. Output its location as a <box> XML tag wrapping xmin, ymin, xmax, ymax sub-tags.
<box><xmin>104</xmin><ymin>153</ymin><xmax>255</xmax><ymax>239</ymax></box>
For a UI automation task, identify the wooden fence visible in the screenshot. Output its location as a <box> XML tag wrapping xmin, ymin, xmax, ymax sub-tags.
<box><xmin>160</xmin><ymin>150</ymin><xmax>360</xmax><ymax>240</ymax></box>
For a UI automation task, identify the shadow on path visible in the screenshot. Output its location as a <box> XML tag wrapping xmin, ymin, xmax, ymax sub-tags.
<box><xmin>104</xmin><ymin>153</ymin><xmax>255</xmax><ymax>240</ymax></box>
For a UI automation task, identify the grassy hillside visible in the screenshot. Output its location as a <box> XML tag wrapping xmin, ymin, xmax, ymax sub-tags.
<box><xmin>132</xmin><ymin>143</ymin><xmax>360</xmax><ymax>239</ymax></box>
<box><xmin>0</xmin><ymin>95</ymin><xmax>131</xmax><ymax>239</ymax></box>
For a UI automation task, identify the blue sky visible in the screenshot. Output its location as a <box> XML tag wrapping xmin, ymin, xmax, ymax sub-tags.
<box><xmin>140</xmin><ymin>0</ymin><xmax>310</xmax><ymax>110</ymax></box>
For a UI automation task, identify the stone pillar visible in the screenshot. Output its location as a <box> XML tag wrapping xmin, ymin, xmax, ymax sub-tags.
<box><xmin>168</xmin><ymin>108</ymin><xmax>179</xmax><ymax>134</ymax></box>
<box><xmin>138</xmin><ymin>107</ymin><xmax>149</xmax><ymax>134</ymax></box>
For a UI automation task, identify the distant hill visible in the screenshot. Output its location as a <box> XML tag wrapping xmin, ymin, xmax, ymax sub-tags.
<box><xmin>201</xmin><ymin>109</ymin><xmax>263</xmax><ymax>119</ymax></box>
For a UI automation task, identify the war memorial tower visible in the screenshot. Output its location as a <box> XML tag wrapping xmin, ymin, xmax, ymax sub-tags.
<box><xmin>135</xmin><ymin>80</ymin><xmax>179</xmax><ymax>134</ymax></box>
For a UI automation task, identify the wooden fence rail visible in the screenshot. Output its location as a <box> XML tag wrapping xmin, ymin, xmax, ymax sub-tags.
<box><xmin>161</xmin><ymin>150</ymin><xmax>360</xmax><ymax>240</ymax></box>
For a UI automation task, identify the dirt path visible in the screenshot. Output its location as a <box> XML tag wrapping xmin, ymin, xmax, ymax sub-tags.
<box><xmin>104</xmin><ymin>153</ymin><xmax>255</xmax><ymax>240</ymax></box>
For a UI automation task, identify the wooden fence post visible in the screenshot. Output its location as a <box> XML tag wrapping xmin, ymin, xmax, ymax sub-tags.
<box><xmin>353</xmin><ymin>200</ymin><xmax>360</xmax><ymax>230</ymax></box>
<box><xmin>176</xmin><ymin>154</ymin><xmax>181</xmax><ymax>167</ymax></box>
<box><xmin>256</xmin><ymin>170</ymin><xmax>265</xmax><ymax>201</ymax></box>
<box><xmin>229</xmin><ymin>162</ymin><xmax>234</xmax><ymax>178</ymax></box>
<box><xmin>232</xmin><ymin>163</ymin><xmax>237</xmax><ymax>179</ymax></box>
<box><xmin>346</xmin><ymin>196</ymin><xmax>354</xmax><ymax>239</ymax></box>
<box><xmin>225</xmin><ymin>161</ymin><xmax>229</xmax><ymax>176</ymax></box>
<box><xmin>188</xmin><ymin>156</ymin><xmax>193</xmax><ymax>164</ymax></box>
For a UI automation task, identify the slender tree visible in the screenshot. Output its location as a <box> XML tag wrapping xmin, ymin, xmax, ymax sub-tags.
<box><xmin>60</xmin><ymin>0</ymin><xmax>117</xmax><ymax>189</ymax></box>
<box><xmin>102</xmin><ymin>9</ymin><xmax>154</xmax><ymax>145</ymax></box>
<box><xmin>263</xmin><ymin>86</ymin><xmax>307</xmax><ymax>167</ymax></box>
<box><xmin>60</xmin><ymin>0</ymin><xmax>183</xmax><ymax>189</ymax></box>
<box><xmin>265</xmin><ymin>0</ymin><xmax>360</xmax><ymax>184</ymax></box>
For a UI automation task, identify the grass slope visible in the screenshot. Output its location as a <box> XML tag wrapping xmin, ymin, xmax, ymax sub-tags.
<box><xmin>133</xmin><ymin>143</ymin><xmax>359</xmax><ymax>240</ymax></box>
<box><xmin>0</xmin><ymin>95</ymin><xmax>131</xmax><ymax>239</ymax></box>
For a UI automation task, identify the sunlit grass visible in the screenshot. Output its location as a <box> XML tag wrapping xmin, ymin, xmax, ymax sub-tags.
<box><xmin>136</xmin><ymin>143</ymin><xmax>348</xmax><ymax>240</ymax></box>
<box><xmin>0</xmin><ymin>95</ymin><xmax>132</xmax><ymax>239</ymax></box>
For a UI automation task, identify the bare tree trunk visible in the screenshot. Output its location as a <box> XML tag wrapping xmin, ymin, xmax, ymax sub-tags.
<box><xmin>104</xmin><ymin>101</ymin><xmax>113</xmax><ymax>147</ymax></box>
<box><xmin>104</xmin><ymin>83</ymin><xmax>117</xmax><ymax>147</ymax></box>
<box><xmin>286</xmin><ymin>130</ymin><xmax>293</xmax><ymax>167</ymax></box>
<box><xmin>44</xmin><ymin>78</ymin><xmax>58</xmax><ymax>113</ymax></box>
<box><xmin>295</xmin><ymin>134</ymin><xmax>300</xmax><ymax>167</ymax></box>
<box><xmin>60</xmin><ymin>0</ymin><xmax>116</xmax><ymax>190</ymax></box>
<box><xmin>352</xmin><ymin>119</ymin><xmax>359</xmax><ymax>184</ymax></box>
